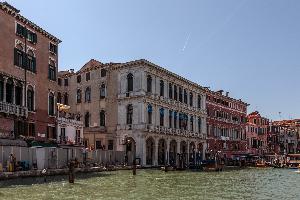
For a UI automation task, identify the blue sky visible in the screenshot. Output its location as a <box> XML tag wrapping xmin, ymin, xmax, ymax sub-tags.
<box><xmin>7</xmin><ymin>0</ymin><xmax>300</xmax><ymax>120</ymax></box>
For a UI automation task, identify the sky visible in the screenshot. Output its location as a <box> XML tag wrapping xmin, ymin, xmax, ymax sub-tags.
<box><xmin>6</xmin><ymin>0</ymin><xmax>300</xmax><ymax>120</ymax></box>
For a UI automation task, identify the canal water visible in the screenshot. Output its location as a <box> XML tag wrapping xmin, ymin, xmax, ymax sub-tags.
<box><xmin>0</xmin><ymin>168</ymin><xmax>299</xmax><ymax>200</ymax></box>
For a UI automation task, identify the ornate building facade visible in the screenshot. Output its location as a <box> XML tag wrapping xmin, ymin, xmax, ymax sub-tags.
<box><xmin>115</xmin><ymin>60</ymin><xmax>207</xmax><ymax>167</ymax></box>
<box><xmin>206</xmin><ymin>90</ymin><xmax>248</xmax><ymax>159</ymax></box>
<box><xmin>0</xmin><ymin>2</ymin><xmax>61</xmax><ymax>140</ymax></box>
<box><xmin>59</xmin><ymin>59</ymin><xmax>207</xmax><ymax>167</ymax></box>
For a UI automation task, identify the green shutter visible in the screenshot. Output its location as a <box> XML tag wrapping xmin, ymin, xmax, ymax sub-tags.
<box><xmin>33</xmin><ymin>33</ymin><xmax>37</xmax><ymax>43</ymax></box>
<box><xmin>22</xmin><ymin>52</ymin><xmax>27</xmax><ymax>69</ymax></box>
<box><xmin>32</xmin><ymin>57</ymin><xmax>36</xmax><ymax>73</ymax></box>
<box><xmin>14</xmin><ymin>48</ymin><xmax>18</xmax><ymax>66</ymax></box>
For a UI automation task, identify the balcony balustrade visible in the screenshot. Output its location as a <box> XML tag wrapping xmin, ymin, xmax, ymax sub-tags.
<box><xmin>0</xmin><ymin>101</ymin><xmax>27</xmax><ymax>117</ymax></box>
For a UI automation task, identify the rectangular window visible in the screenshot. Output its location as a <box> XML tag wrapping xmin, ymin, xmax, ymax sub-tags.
<box><xmin>64</xmin><ymin>78</ymin><xmax>68</xmax><ymax>86</ymax></box>
<box><xmin>77</xmin><ymin>75</ymin><xmax>81</xmax><ymax>83</ymax></box>
<box><xmin>48</xmin><ymin>65</ymin><xmax>56</xmax><ymax>81</ymax></box>
<box><xmin>49</xmin><ymin>43</ymin><xmax>58</xmax><ymax>54</ymax></box>
<box><xmin>61</xmin><ymin>128</ymin><xmax>66</xmax><ymax>137</ymax></box>
<box><xmin>16</xmin><ymin>23</ymin><xmax>26</xmax><ymax>37</ymax></box>
<box><xmin>58</xmin><ymin>78</ymin><xmax>62</xmax><ymax>86</ymax></box>
<box><xmin>28</xmin><ymin>123</ymin><xmax>35</xmax><ymax>137</ymax></box>
<box><xmin>96</xmin><ymin>141</ymin><xmax>102</xmax><ymax>150</ymax></box>
<box><xmin>86</xmin><ymin>72</ymin><xmax>90</xmax><ymax>81</ymax></box>
<box><xmin>108</xmin><ymin>140</ymin><xmax>114</xmax><ymax>150</ymax></box>
<box><xmin>101</xmin><ymin>69</ymin><xmax>106</xmax><ymax>77</ymax></box>
<box><xmin>27</xmin><ymin>30</ymin><xmax>37</xmax><ymax>44</ymax></box>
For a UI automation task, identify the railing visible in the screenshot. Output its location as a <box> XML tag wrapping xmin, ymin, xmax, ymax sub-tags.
<box><xmin>57</xmin><ymin>117</ymin><xmax>83</xmax><ymax>126</ymax></box>
<box><xmin>59</xmin><ymin>135</ymin><xmax>83</xmax><ymax>145</ymax></box>
<box><xmin>0</xmin><ymin>101</ymin><xmax>27</xmax><ymax>117</ymax></box>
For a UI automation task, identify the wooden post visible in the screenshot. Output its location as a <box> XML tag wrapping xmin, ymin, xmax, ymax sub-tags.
<box><xmin>133</xmin><ymin>143</ymin><xmax>136</xmax><ymax>175</ymax></box>
<box><xmin>69</xmin><ymin>160</ymin><xmax>75</xmax><ymax>183</ymax></box>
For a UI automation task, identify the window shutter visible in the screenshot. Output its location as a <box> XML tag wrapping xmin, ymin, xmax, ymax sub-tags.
<box><xmin>22</xmin><ymin>52</ymin><xmax>27</xmax><ymax>69</ymax></box>
<box><xmin>33</xmin><ymin>33</ymin><xmax>37</xmax><ymax>43</ymax></box>
<box><xmin>22</xmin><ymin>27</ymin><xmax>27</xmax><ymax>38</ymax></box>
<box><xmin>32</xmin><ymin>57</ymin><xmax>36</xmax><ymax>73</ymax></box>
<box><xmin>14</xmin><ymin>48</ymin><xmax>18</xmax><ymax>66</ymax></box>
<box><xmin>48</xmin><ymin>65</ymin><xmax>51</xmax><ymax>79</ymax></box>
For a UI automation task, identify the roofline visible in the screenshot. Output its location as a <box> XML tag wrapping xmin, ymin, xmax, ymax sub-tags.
<box><xmin>206</xmin><ymin>89</ymin><xmax>249</xmax><ymax>106</ymax></box>
<box><xmin>112</xmin><ymin>59</ymin><xmax>207</xmax><ymax>92</ymax></box>
<box><xmin>0</xmin><ymin>2</ymin><xmax>62</xmax><ymax>43</ymax></box>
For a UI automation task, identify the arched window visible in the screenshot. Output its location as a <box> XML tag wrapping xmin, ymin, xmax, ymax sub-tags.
<box><xmin>64</xmin><ymin>92</ymin><xmax>68</xmax><ymax>105</ymax></box>
<box><xmin>174</xmin><ymin>112</ymin><xmax>177</xmax><ymax>129</ymax></box>
<box><xmin>189</xmin><ymin>92</ymin><xmax>193</xmax><ymax>107</ymax></box>
<box><xmin>6</xmin><ymin>78</ymin><xmax>13</xmax><ymax>104</ymax></box>
<box><xmin>184</xmin><ymin>89</ymin><xmax>187</xmax><ymax>104</ymax></box>
<box><xmin>48</xmin><ymin>60</ymin><xmax>56</xmax><ymax>81</ymax></box>
<box><xmin>174</xmin><ymin>85</ymin><xmax>178</xmax><ymax>101</ymax></box>
<box><xmin>100</xmin><ymin>83</ymin><xmax>106</xmax><ymax>99</ymax></box>
<box><xmin>76</xmin><ymin>89</ymin><xmax>81</xmax><ymax>103</ymax></box>
<box><xmin>100</xmin><ymin>110</ymin><xmax>105</xmax><ymax>126</ymax></box>
<box><xmin>190</xmin><ymin>116</ymin><xmax>194</xmax><ymax>131</ymax></box>
<box><xmin>198</xmin><ymin>117</ymin><xmax>202</xmax><ymax>133</ymax></box>
<box><xmin>27</xmin><ymin>86</ymin><xmax>34</xmax><ymax>111</ymax></box>
<box><xmin>48</xmin><ymin>92</ymin><xmax>55</xmax><ymax>116</ymax></box>
<box><xmin>57</xmin><ymin>92</ymin><xmax>62</xmax><ymax>104</ymax></box>
<box><xmin>84</xmin><ymin>112</ymin><xmax>90</xmax><ymax>127</ymax></box>
<box><xmin>27</xmin><ymin>50</ymin><xmax>36</xmax><ymax>73</ymax></box>
<box><xmin>159</xmin><ymin>108</ymin><xmax>164</xmax><ymax>126</ymax></box>
<box><xmin>147</xmin><ymin>104</ymin><xmax>152</xmax><ymax>124</ymax></box>
<box><xmin>160</xmin><ymin>80</ymin><xmax>164</xmax><ymax>97</ymax></box>
<box><xmin>127</xmin><ymin>104</ymin><xmax>133</xmax><ymax>124</ymax></box>
<box><xmin>169</xmin><ymin>83</ymin><xmax>173</xmax><ymax>99</ymax></box>
<box><xmin>127</xmin><ymin>73</ymin><xmax>133</xmax><ymax>92</ymax></box>
<box><xmin>169</xmin><ymin>110</ymin><xmax>173</xmax><ymax>128</ymax></box>
<box><xmin>179</xmin><ymin>87</ymin><xmax>183</xmax><ymax>102</ymax></box>
<box><xmin>101</xmin><ymin>69</ymin><xmax>107</xmax><ymax>77</ymax></box>
<box><xmin>15</xmin><ymin>82</ymin><xmax>22</xmax><ymax>106</ymax></box>
<box><xmin>198</xmin><ymin>95</ymin><xmax>201</xmax><ymax>109</ymax></box>
<box><xmin>147</xmin><ymin>75</ymin><xmax>152</xmax><ymax>93</ymax></box>
<box><xmin>85</xmin><ymin>87</ymin><xmax>91</xmax><ymax>102</ymax></box>
<box><xmin>14</xmin><ymin>44</ymin><xmax>24</xmax><ymax>67</ymax></box>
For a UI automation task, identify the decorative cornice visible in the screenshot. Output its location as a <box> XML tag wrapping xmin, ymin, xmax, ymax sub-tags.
<box><xmin>0</xmin><ymin>2</ymin><xmax>61</xmax><ymax>43</ymax></box>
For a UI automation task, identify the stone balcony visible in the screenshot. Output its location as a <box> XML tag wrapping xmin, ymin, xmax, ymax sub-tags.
<box><xmin>0</xmin><ymin>101</ymin><xmax>27</xmax><ymax>117</ymax></box>
<box><xmin>57</xmin><ymin>117</ymin><xmax>83</xmax><ymax>126</ymax></box>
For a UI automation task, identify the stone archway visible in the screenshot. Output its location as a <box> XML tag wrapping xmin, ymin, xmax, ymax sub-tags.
<box><xmin>180</xmin><ymin>141</ymin><xmax>188</xmax><ymax>168</ymax></box>
<box><xmin>146</xmin><ymin>137</ymin><xmax>155</xmax><ymax>166</ymax></box>
<box><xmin>189</xmin><ymin>142</ymin><xmax>196</xmax><ymax>165</ymax></box>
<box><xmin>158</xmin><ymin>138</ymin><xmax>166</xmax><ymax>165</ymax></box>
<box><xmin>169</xmin><ymin>140</ymin><xmax>177</xmax><ymax>166</ymax></box>
<box><xmin>125</xmin><ymin>137</ymin><xmax>136</xmax><ymax>165</ymax></box>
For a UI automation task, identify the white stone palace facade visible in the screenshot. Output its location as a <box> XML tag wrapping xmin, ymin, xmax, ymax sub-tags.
<box><xmin>59</xmin><ymin>59</ymin><xmax>207</xmax><ymax>167</ymax></box>
<box><xmin>114</xmin><ymin>60</ymin><xmax>207</xmax><ymax>167</ymax></box>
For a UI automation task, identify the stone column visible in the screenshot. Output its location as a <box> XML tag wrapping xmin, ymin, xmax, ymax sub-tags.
<box><xmin>153</xmin><ymin>137</ymin><xmax>159</xmax><ymax>166</ymax></box>
<box><xmin>12</xmin><ymin>80</ymin><xmax>16</xmax><ymax>105</ymax></box>
<box><xmin>141</xmin><ymin>135</ymin><xmax>146</xmax><ymax>166</ymax></box>
<box><xmin>22</xmin><ymin>84</ymin><xmax>26</xmax><ymax>107</ymax></box>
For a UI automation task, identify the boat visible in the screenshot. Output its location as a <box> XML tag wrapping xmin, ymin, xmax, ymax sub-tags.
<box><xmin>201</xmin><ymin>159</ymin><xmax>224</xmax><ymax>172</ymax></box>
<box><xmin>255</xmin><ymin>160</ymin><xmax>268</xmax><ymax>168</ymax></box>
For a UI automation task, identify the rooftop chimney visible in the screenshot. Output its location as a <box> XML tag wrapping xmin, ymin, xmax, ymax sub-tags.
<box><xmin>70</xmin><ymin>69</ymin><xmax>74</xmax><ymax>73</ymax></box>
<box><xmin>226</xmin><ymin>92</ymin><xmax>229</xmax><ymax>97</ymax></box>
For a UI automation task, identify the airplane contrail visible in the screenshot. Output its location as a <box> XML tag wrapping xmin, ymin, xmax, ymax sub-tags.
<box><xmin>182</xmin><ymin>33</ymin><xmax>191</xmax><ymax>52</ymax></box>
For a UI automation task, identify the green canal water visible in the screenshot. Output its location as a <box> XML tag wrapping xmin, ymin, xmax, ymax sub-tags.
<box><xmin>0</xmin><ymin>168</ymin><xmax>299</xmax><ymax>200</ymax></box>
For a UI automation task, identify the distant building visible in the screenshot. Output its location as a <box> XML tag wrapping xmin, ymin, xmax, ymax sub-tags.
<box><xmin>270</xmin><ymin>119</ymin><xmax>300</xmax><ymax>154</ymax></box>
<box><xmin>0</xmin><ymin>2</ymin><xmax>61</xmax><ymax>140</ymax></box>
<box><xmin>206</xmin><ymin>90</ymin><xmax>248</xmax><ymax>159</ymax></box>
<box><xmin>246</xmin><ymin>111</ymin><xmax>270</xmax><ymax>156</ymax></box>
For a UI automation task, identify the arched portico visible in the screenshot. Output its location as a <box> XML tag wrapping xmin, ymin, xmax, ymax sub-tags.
<box><xmin>158</xmin><ymin>138</ymin><xmax>166</xmax><ymax>165</ymax></box>
<box><xmin>146</xmin><ymin>137</ymin><xmax>155</xmax><ymax>166</ymax></box>
<box><xmin>169</xmin><ymin>140</ymin><xmax>177</xmax><ymax>166</ymax></box>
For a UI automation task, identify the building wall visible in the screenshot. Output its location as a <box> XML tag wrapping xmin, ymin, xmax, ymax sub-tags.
<box><xmin>0</xmin><ymin>3</ymin><xmax>60</xmax><ymax>139</ymax></box>
<box><xmin>206</xmin><ymin>90</ymin><xmax>248</xmax><ymax>158</ymax></box>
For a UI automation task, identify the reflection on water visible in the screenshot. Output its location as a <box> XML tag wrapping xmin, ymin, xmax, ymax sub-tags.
<box><xmin>0</xmin><ymin>168</ymin><xmax>299</xmax><ymax>200</ymax></box>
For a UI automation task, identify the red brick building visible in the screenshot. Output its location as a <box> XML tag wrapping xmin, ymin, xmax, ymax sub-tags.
<box><xmin>206</xmin><ymin>90</ymin><xmax>248</xmax><ymax>160</ymax></box>
<box><xmin>246</xmin><ymin>111</ymin><xmax>270</xmax><ymax>156</ymax></box>
<box><xmin>0</xmin><ymin>2</ymin><xmax>61</xmax><ymax>140</ymax></box>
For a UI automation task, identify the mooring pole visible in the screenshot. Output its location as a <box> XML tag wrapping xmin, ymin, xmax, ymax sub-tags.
<box><xmin>69</xmin><ymin>160</ymin><xmax>75</xmax><ymax>183</ymax></box>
